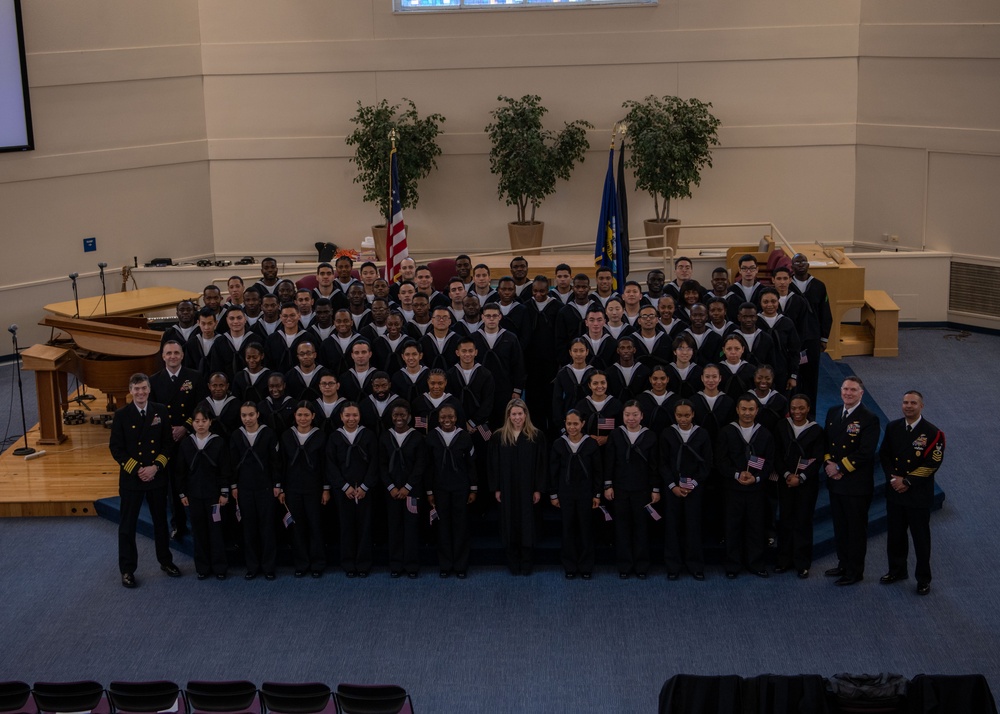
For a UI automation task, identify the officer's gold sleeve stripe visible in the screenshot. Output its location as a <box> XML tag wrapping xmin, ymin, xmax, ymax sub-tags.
<box><xmin>909</xmin><ymin>467</ymin><xmax>935</xmax><ymax>477</ymax></box>
<box><xmin>124</xmin><ymin>458</ymin><xmax>138</xmax><ymax>473</ymax></box>
<box><xmin>155</xmin><ymin>454</ymin><xmax>169</xmax><ymax>467</ymax></box>
<box><xmin>840</xmin><ymin>457</ymin><xmax>855</xmax><ymax>473</ymax></box>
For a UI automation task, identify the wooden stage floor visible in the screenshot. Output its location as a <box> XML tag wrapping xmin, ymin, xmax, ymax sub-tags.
<box><xmin>0</xmin><ymin>390</ymin><xmax>119</xmax><ymax>517</ymax></box>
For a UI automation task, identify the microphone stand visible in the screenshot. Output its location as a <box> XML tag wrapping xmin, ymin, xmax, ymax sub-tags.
<box><xmin>70</xmin><ymin>272</ymin><xmax>80</xmax><ymax>319</ymax></box>
<box><xmin>98</xmin><ymin>262</ymin><xmax>108</xmax><ymax>316</ymax></box>
<box><xmin>9</xmin><ymin>326</ymin><xmax>35</xmax><ymax>457</ymax></box>
<box><xmin>66</xmin><ymin>273</ymin><xmax>94</xmax><ymax>405</ymax></box>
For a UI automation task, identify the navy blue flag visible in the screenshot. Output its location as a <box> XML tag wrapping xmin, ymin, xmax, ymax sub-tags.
<box><xmin>594</xmin><ymin>147</ymin><xmax>626</xmax><ymax>290</ymax></box>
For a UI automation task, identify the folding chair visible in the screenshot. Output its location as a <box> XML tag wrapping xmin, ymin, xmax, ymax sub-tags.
<box><xmin>107</xmin><ymin>681</ymin><xmax>183</xmax><ymax>714</ymax></box>
<box><xmin>32</xmin><ymin>681</ymin><xmax>109</xmax><ymax>714</ymax></box>
<box><xmin>258</xmin><ymin>683</ymin><xmax>333</xmax><ymax>714</ymax></box>
<box><xmin>184</xmin><ymin>681</ymin><xmax>259</xmax><ymax>714</ymax></box>
<box><xmin>334</xmin><ymin>685</ymin><xmax>413</xmax><ymax>714</ymax></box>
<box><xmin>0</xmin><ymin>682</ymin><xmax>31</xmax><ymax>714</ymax></box>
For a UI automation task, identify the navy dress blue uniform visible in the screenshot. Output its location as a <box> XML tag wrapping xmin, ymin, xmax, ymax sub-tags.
<box><xmin>879</xmin><ymin>417</ymin><xmax>945</xmax><ymax>585</ymax></box>
<box><xmin>278</xmin><ymin>427</ymin><xmax>329</xmax><ymax>574</ymax></box>
<box><xmin>716</xmin><ymin>421</ymin><xmax>774</xmax><ymax>575</ymax></box>
<box><xmin>789</xmin><ymin>275</ymin><xmax>832</xmax><ymax>414</ymax></box>
<box><xmin>108</xmin><ymin>400</ymin><xmax>176</xmax><ymax>577</ymax></box>
<box><xmin>824</xmin><ymin>403</ymin><xmax>881</xmax><ymax>580</ymax></box>
<box><xmin>149</xmin><ymin>367</ymin><xmax>205</xmax><ymax>536</ymax></box>
<box><xmin>175</xmin><ymin>433</ymin><xmax>230</xmax><ymax>577</ymax></box>
<box><xmin>549</xmin><ymin>435</ymin><xmax>603</xmax><ymax>577</ymax></box>
<box><xmin>326</xmin><ymin>426</ymin><xmax>378</xmax><ymax>575</ymax></box>
<box><xmin>380</xmin><ymin>428</ymin><xmax>427</xmax><ymax>576</ymax></box>
<box><xmin>774</xmin><ymin>417</ymin><xmax>824</xmax><ymax>573</ymax></box>
<box><xmin>605</xmin><ymin>426</ymin><xmax>660</xmax><ymax>576</ymax></box>
<box><xmin>660</xmin><ymin>424</ymin><xmax>714</xmax><ymax>576</ymax></box>
<box><xmin>426</xmin><ymin>428</ymin><xmax>477</xmax><ymax>574</ymax></box>
<box><xmin>232</xmin><ymin>368</ymin><xmax>272</xmax><ymax>404</ymax></box>
<box><xmin>231</xmin><ymin>425</ymin><xmax>280</xmax><ymax>577</ymax></box>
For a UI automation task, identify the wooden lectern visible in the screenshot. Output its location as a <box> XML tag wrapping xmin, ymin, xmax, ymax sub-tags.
<box><xmin>20</xmin><ymin>344</ymin><xmax>76</xmax><ymax>445</ymax></box>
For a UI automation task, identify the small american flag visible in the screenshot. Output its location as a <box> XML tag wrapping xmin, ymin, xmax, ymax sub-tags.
<box><xmin>645</xmin><ymin>503</ymin><xmax>662</xmax><ymax>521</ymax></box>
<box><xmin>797</xmin><ymin>457</ymin><xmax>815</xmax><ymax>471</ymax></box>
<box><xmin>234</xmin><ymin>503</ymin><xmax>242</xmax><ymax>522</ymax></box>
<box><xmin>414</xmin><ymin>415</ymin><xmax>427</xmax><ymax>430</ymax></box>
<box><xmin>211</xmin><ymin>504</ymin><xmax>222</xmax><ymax>523</ymax></box>
<box><xmin>597</xmin><ymin>417</ymin><xmax>616</xmax><ymax>431</ymax></box>
<box><xmin>407</xmin><ymin>496</ymin><xmax>418</xmax><ymax>514</ymax></box>
<box><xmin>282</xmin><ymin>509</ymin><xmax>294</xmax><ymax>528</ymax></box>
<box><xmin>476</xmin><ymin>424</ymin><xmax>492</xmax><ymax>441</ymax></box>
<box><xmin>598</xmin><ymin>505</ymin><xmax>613</xmax><ymax>522</ymax></box>
<box><xmin>679</xmin><ymin>478</ymin><xmax>696</xmax><ymax>491</ymax></box>
<box><xmin>429</xmin><ymin>508</ymin><xmax>440</xmax><ymax>525</ymax></box>
<box><xmin>747</xmin><ymin>456</ymin><xmax>766</xmax><ymax>471</ymax></box>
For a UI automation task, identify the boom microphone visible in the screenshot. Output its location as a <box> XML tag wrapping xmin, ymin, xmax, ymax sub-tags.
<box><xmin>7</xmin><ymin>324</ymin><xmax>17</xmax><ymax>334</ymax></box>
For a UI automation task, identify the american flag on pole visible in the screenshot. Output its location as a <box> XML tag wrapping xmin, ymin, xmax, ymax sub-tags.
<box><xmin>282</xmin><ymin>509</ymin><xmax>294</xmax><ymax>528</ymax></box>
<box><xmin>747</xmin><ymin>456</ymin><xmax>766</xmax><ymax>471</ymax></box>
<box><xmin>386</xmin><ymin>145</ymin><xmax>409</xmax><ymax>282</ymax></box>
<box><xmin>645</xmin><ymin>503</ymin><xmax>662</xmax><ymax>521</ymax></box>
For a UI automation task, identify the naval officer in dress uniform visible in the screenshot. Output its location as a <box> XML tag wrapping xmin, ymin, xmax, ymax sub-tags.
<box><xmin>109</xmin><ymin>372</ymin><xmax>182</xmax><ymax>588</ymax></box>
<box><xmin>878</xmin><ymin>390</ymin><xmax>946</xmax><ymax>595</ymax></box>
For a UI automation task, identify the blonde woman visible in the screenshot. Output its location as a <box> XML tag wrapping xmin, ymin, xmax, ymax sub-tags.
<box><xmin>488</xmin><ymin>398</ymin><xmax>547</xmax><ymax>575</ymax></box>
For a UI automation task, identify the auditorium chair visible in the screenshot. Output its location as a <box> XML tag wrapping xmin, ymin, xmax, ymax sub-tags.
<box><xmin>32</xmin><ymin>681</ymin><xmax>109</xmax><ymax>714</ymax></box>
<box><xmin>0</xmin><ymin>682</ymin><xmax>31</xmax><ymax>714</ymax></box>
<box><xmin>258</xmin><ymin>683</ymin><xmax>333</xmax><ymax>714</ymax></box>
<box><xmin>334</xmin><ymin>684</ymin><xmax>413</xmax><ymax>714</ymax></box>
<box><xmin>107</xmin><ymin>681</ymin><xmax>183</xmax><ymax>714</ymax></box>
<box><xmin>184</xmin><ymin>681</ymin><xmax>260</xmax><ymax>714</ymax></box>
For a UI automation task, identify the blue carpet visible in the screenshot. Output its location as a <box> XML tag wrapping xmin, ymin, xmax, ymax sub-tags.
<box><xmin>0</xmin><ymin>328</ymin><xmax>991</xmax><ymax>713</ymax></box>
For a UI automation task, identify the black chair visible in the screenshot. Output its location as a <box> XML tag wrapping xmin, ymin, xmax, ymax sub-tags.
<box><xmin>334</xmin><ymin>684</ymin><xmax>412</xmax><ymax>714</ymax></box>
<box><xmin>32</xmin><ymin>681</ymin><xmax>109</xmax><ymax>714</ymax></box>
<box><xmin>258</xmin><ymin>683</ymin><xmax>332</xmax><ymax>714</ymax></box>
<box><xmin>107</xmin><ymin>681</ymin><xmax>182</xmax><ymax>714</ymax></box>
<box><xmin>185</xmin><ymin>681</ymin><xmax>260</xmax><ymax>714</ymax></box>
<box><xmin>0</xmin><ymin>682</ymin><xmax>31</xmax><ymax>714</ymax></box>
<box><xmin>658</xmin><ymin>674</ymin><xmax>746</xmax><ymax>714</ymax></box>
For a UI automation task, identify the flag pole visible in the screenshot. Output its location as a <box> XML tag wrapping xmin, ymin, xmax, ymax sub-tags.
<box><xmin>386</xmin><ymin>128</ymin><xmax>397</xmax><ymax>281</ymax></box>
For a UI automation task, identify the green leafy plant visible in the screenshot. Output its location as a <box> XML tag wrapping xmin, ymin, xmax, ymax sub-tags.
<box><xmin>621</xmin><ymin>95</ymin><xmax>721</xmax><ymax>222</ymax></box>
<box><xmin>485</xmin><ymin>94</ymin><xmax>592</xmax><ymax>224</ymax></box>
<box><xmin>345</xmin><ymin>98</ymin><xmax>445</xmax><ymax>222</ymax></box>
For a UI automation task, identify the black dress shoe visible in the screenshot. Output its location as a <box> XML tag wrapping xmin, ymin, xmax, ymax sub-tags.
<box><xmin>408</xmin><ymin>572</ymin><xmax>419</xmax><ymax>579</ymax></box>
<box><xmin>197</xmin><ymin>573</ymin><xmax>208</xmax><ymax>580</ymax></box>
<box><xmin>619</xmin><ymin>572</ymin><xmax>629</xmax><ymax>580</ymax></box>
<box><xmin>565</xmin><ymin>572</ymin><xmax>576</xmax><ymax>580</ymax></box>
<box><xmin>311</xmin><ymin>571</ymin><xmax>321</xmax><ymax>578</ymax></box>
<box><xmin>751</xmin><ymin>569</ymin><xmax>769</xmax><ymax>579</ymax></box>
<box><xmin>726</xmin><ymin>572</ymin><xmax>738</xmax><ymax>580</ymax></box>
<box><xmin>880</xmin><ymin>572</ymin><xmax>908</xmax><ymax>584</ymax></box>
<box><xmin>773</xmin><ymin>566</ymin><xmax>788</xmax><ymax>574</ymax></box>
<box><xmin>295</xmin><ymin>571</ymin><xmax>306</xmax><ymax>578</ymax></box>
<box><xmin>358</xmin><ymin>571</ymin><xmax>369</xmax><ymax>578</ymax></box>
<box><xmin>455</xmin><ymin>572</ymin><xmax>466</xmax><ymax>579</ymax></box>
<box><xmin>264</xmin><ymin>573</ymin><xmax>276</xmax><ymax>581</ymax></box>
<box><xmin>825</xmin><ymin>566</ymin><xmax>845</xmax><ymax>577</ymax></box>
<box><xmin>440</xmin><ymin>570</ymin><xmax>451</xmax><ymax>578</ymax></box>
<box><xmin>637</xmin><ymin>573</ymin><xmax>648</xmax><ymax>580</ymax></box>
<box><xmin>121</xmin><ymin>573</ymin><xmax>137</xmax><ymax>589</ymax></box>
<box><xmin>835</xmin><ymin>575</ymin><xmax>863</xmax><ymax>586</ymax></box>
<box><xmin>346</xmin><ymin>571</ymin><xmax>357</xmax><ymax>578</ymax></box>
<box><xmin>797</xmin><ymin>569</ymin><xmax>810</xmax><ymax>579</ymax></box>
<box><xmin>692</xmin><ymin>572</ymin><xmax>705</xmax><ymax>581</ymax></box>
<box><xmin>160</xmin><ymin>563</ymin><xmax>181</xmax><ymax>577</ymax></box>
<box><xmin>581</xmin><ymin>573</ymin><xmax>592</xmax><ymax>580</ymax></box>
<box><xmin>216</xmin><ymin>573</ymin><xmax>227</xmax><ymax>581</ymax></box>
<box><xmin>917</xmin><ymin>582</ymin><xmax>931</xmax><ymax>596</ymax></box>
<box><xmin>391</xmin><ymin>571</ymin><xmax>402</xmax><ymax>579</ymax></box>
<box><xmin>667</xmin><ymin>572</ymin><xmax>679</xmax><ymax>581</ymax></box>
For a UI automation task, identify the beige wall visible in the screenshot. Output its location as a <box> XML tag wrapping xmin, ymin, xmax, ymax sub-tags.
<box><xmin>2</xmin><ymin>0</ymin><xmax>999</xmax><ymax>350</ymax></box>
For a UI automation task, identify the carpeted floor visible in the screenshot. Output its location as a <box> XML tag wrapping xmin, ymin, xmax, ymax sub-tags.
<box><xmin>0</xmin><ymin>327</ymin><xmax>997</xmax><ymax>712</ymax></box>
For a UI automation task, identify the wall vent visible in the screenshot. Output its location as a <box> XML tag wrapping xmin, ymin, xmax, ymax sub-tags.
<box><xmin>950</xmin><ymin>262</ymin><xmax>1000</xmax><ymax>318</ymax></box>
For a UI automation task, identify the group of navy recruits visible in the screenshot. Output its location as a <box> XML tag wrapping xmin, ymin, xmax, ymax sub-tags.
<box><xmin>111</xmin><ymin>253</ymin><xmax>943</xmax><ymax>595</ymax></box>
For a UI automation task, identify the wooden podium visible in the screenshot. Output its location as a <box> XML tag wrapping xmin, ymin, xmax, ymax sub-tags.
<box><xmin>20</xmin><ymin>344</ymin><xmax>76</xmax><ymax>445</ymax></box>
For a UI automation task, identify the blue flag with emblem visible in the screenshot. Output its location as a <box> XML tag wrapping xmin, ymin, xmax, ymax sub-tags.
<box><xmin>594</xmin><ymin>146</ymin><xmax>625</xmax><ymax>290</ymax></box>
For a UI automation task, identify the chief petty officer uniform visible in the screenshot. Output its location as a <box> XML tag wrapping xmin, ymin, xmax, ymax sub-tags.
<box><xmin>879</xmin><ymin>416</ymin><xmax>946</xmax><ymax>588</ymax></box>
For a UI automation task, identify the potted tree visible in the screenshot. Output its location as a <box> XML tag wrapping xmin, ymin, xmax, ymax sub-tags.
<box><xmin>345</xmin><ymin>98</ymin><xmax>445</xmax><ymax>259</ymax></box>
<box><xmin>485</xmin><ymin>94</ymin><xmax>592</xmax><ymax>254</ymax></box>
<box><xmin>620</xmin><ymin>95</ymin><xmax>721</xmax><ymax>256</ymax></box>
